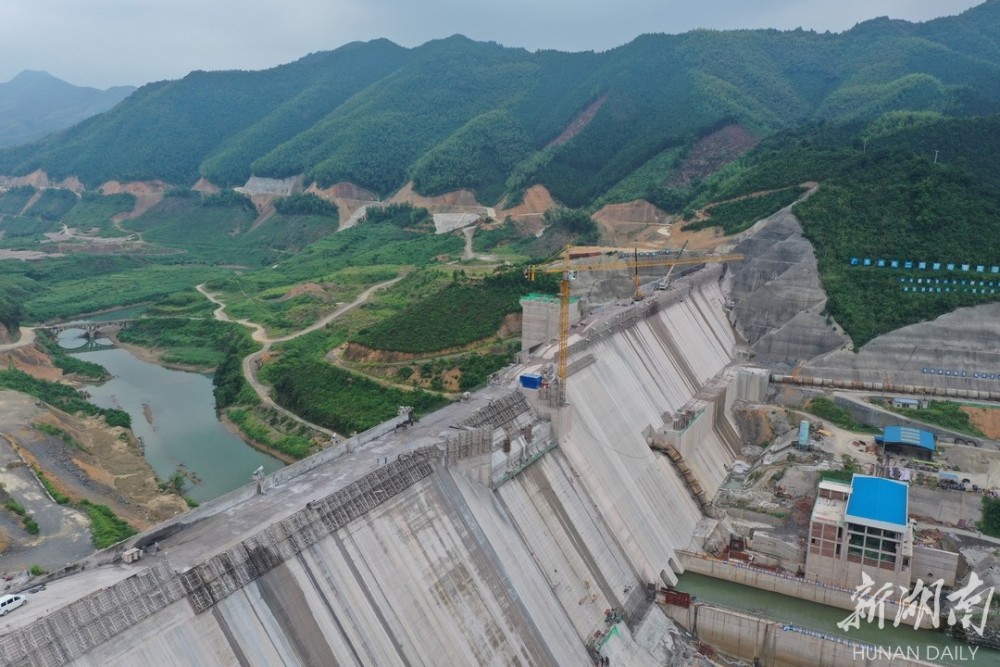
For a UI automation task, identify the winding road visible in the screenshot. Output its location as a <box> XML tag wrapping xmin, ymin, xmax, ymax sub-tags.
<box><xmin>196</xmin><ymin>275</ymin><xmax>407</xmax><ymax>442</ymax></box>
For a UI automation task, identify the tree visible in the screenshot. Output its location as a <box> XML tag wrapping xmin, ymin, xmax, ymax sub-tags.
<box><xmin>979</xmin><ymin>496</ymin><xmax>1000</xmax><ymax>537</ymax></box>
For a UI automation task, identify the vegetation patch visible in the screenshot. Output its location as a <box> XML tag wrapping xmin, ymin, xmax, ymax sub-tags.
<box><xmin>821</xmin><ymin>455</ymin><xmax>863</xmax><ymax>483</ymax></box>
<box><xmin>804</xmin><ymin>398</ymin><xmax>879</xmax><ymax>434</ymax></box>
<box><xmin>5</xmin><ymin>500</ymin><xmax>40</xmax><ymax>534</ymax></box>
<box><xmin>144</xmin><ymin>290</ymin><xmax>217</xmax><ymax>318</ymax></box>
<box><xmin>32</xmin><ymin>466</ymin><xmax>71</xmax><ymax>504</ymax></box>
<box><xmin>21</xmin><ymin>264</ymin><xmax>225</xmax><ymax>322</ymax></box>
<box><xmin>206</xmin><ymin>266</ymin><xmax>399</xmax><ymax>337</ymax></box>
<box><xmin>226</xmin><ymin>406</ymin><xmax>316</xmax><ymax>460</ymax></box>
<box><xmin>78</xmin><ymin>499</ymin><xmax>136</xmax><ymax>549</ymax></box>
<box><xmin>684</xmin><ymin>186</ymin><xmax>806</xmax><ymax>235</ymax></box>
<box><xmin>352</xmin><ymin>269</ymin><xmax>541</xmax><ymax>354</ymax></box>
<box><xmin>263</xmin><ymin>331</ymin><xmax>448</xmax><ymax>435</ymax></box>
<box><xmin>980</xmin><ymin>496</ymin><xmax>1000</xmax><ymax>538</ymax></box>
<box><xmin>4</xmin><ymin>500</ymin><xmax>27</xmax><ymax>516</ymax></box>
<box><xmin>380</xmin><ymin>345</ymin><xmax>518</xmax><ymax>393</ymax></box>
<box><xmin>360</xmin><ymin>203</ymin><xmax>435</xmax><ymax>232</ymax></box>
<box><xmin>35</xmin><ymin>422</ymin><xmax>90</xmax><ymax>453</ymax></box>
<box><xmin>0</xmin><ymin>368</ymin><xmax>131</xmax><ymax>428</ymax></box>
<box><xmin>0</xmin><ymin>185</ymin><xmax>37</xmax><ymax>215</ymax></box>
<box><xmin>410</xmin><ymin>109</ymin><xmax>533</xmax><ymax>205</ymax></box>
<box><xmin>273</xmin><ymin>193</ymin><xmax>339</xmax><ymax>217</ymax></box>
<box><xmin>60</xmin><ymin>192</ymin><xmax>136</xmax><ymax>236</ymax></box>
<box><xmin>878</xmin><ymin>400</ymin><xmax>984</xmax><ymax>438</ymax></box>
<box><xmin>118</xmin><ymin>317</ymin><xmax>257</xmax><ymax>370</ymax></box>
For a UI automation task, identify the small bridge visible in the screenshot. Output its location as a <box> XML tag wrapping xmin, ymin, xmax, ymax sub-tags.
<box><xmin>40</xmin><ymin>319</ymin><xmax>135</xmax><ymax>338</ymax></box>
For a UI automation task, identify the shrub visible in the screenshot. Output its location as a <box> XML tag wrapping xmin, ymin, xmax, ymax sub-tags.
<box><xmin>78</xmin><ymin>499</ymin><xmax>137</xmax><ymax>549</ymax></box>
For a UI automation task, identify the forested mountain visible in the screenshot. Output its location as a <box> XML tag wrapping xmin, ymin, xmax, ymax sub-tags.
<box><xmin>0</xmin><ymin>71</ymin><xmax>135</xmax><ymax>148</ymax></box>
<box><xmin>1</xmin><ymin>2</ymin><xmax>999</xmax><ymax>208</ymax></box>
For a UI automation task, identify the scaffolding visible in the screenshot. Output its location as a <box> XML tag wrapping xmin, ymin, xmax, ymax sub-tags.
<box><xmin>458</xmin><ymin>391</ymin><xmax>531</xmax><ymax>430</ymax></box>
<box><xmin>182</xmin><ymin>455</ymin><xmax>435</xmax><ymax>614</ymax></box>
<box><xmin>0</xmin><ymin>562</ymin><xmax>183</xmax><ymax>666</ymax></box>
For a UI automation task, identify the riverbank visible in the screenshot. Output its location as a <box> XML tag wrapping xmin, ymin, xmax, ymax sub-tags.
<box><xmin>0</xmin><ymin>387</ymin><xmax>190</xmax><ymax>574</ymax></box>
<box><xmin>107</xmin><ymin>330</ymin><xmax>210</xmax><ymax>374</ymax></box>
<box><xmin>217</xmin><ymin>410</ymin><xmax>301</xmax><ymax>465</ymax></box>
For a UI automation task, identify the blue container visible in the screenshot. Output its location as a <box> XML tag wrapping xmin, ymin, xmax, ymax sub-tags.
<box><xmin>519</xmin><ymin>374</ymin><xmax>543</xmax><ymax>389</ymax></box>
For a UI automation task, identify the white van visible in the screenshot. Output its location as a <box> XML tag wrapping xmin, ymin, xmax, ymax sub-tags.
<box><xmin>0</xmin><ymin>594</ymin><xmax>26</xmax><ymax>616</ymax></box>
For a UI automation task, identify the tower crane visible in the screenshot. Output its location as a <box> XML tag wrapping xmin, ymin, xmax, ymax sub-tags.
<box><xmin>527</xmin><ymin>246</ymin><xmax>743</xmax><ymax>401</ymax></box>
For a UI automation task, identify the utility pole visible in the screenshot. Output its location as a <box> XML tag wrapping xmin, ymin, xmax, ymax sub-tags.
<box><xmin>933</xmin><ymin>149</ymin><xmax>940</xmax><ymax>164</ymax></box>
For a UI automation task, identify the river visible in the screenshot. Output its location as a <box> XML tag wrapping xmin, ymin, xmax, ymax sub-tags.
<box><xmin>57</xmin><ymin>322</ymin><xmax>284</xmax><ymax>503</ymax></box>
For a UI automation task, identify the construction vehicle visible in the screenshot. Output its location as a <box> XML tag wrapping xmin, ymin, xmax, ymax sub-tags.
<box><xmin>656</xmin><ymin>240</ymin><xmax>688</xmax><ymax>290</ymax></box>
<box><xmin>527</xmin><ymin>246</ymin><xmax>743</xmax><ymax>402</ymax></box>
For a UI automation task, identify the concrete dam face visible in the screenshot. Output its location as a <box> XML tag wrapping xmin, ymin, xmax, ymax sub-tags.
<box><xmin>2</xmin><ymin>269</ymin><xmax>741</xmax><ymax>667</ymax></box>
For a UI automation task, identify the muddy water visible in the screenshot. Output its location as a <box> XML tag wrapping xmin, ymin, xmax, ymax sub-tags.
<box><xmin>59</xmin><ymin>328</ymin><xmax>283</xmax><ymax>503</ymax></box>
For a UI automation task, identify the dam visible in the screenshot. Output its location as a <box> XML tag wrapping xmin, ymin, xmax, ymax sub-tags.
<box><xmin>1</xmin><ymin>267</ymin><xmax>745</xmax><ymax>666</ymax></box>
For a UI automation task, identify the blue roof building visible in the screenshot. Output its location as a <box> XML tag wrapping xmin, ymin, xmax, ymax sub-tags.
<box><xmin>806</xmin><ymin>474</ymin><xmax>931</xmax><ymax>590</ymax></box>
<box><xmin>880</xmin><ymin>426</ymin><xmax>935</xmax><ymax>450</ymax></box>
<box><xmin>845</xmin><ymin>475</ymin><xmax>909</xmax><ymax>532</ymax></box>
<box><xmin>877</xmin><ymin>425</ymin><xmax>936</xmax><ymax>461</ymax></box>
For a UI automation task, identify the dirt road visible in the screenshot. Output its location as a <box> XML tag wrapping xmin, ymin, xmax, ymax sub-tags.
<box><xmin>0</xmin><ymin>327</ymin><xmax>36</xmax><ymax>352</ymax></box>
<box><xmin>196</xmin><ymin>275</ymin><xmax>408</xmax><ymax>440</ymax></box>
<box><xmin>0</xmin><ymin>394</ymin><xmax>93</xmax><ymax>574</ymax></box>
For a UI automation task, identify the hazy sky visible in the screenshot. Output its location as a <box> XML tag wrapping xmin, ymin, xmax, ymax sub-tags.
<box><xmin>0</xmin><ymin>0</ymin><xmax>986</xmax><ymax>89</ymax></box>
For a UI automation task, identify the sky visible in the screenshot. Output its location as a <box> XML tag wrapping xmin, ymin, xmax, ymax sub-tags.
<box><xmin>0</xmin><ymin>0</ymin><xmax>987</xmax><ymax>89</ymax></box>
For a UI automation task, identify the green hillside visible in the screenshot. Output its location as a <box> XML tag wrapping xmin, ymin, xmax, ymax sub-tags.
<box><xmin>0</xmin><ymin>4</ymin><xmax>998</xmax><ymax>206</ymax></box>
<box><xmin>686</xmin><ymin>112</ymin><xmax>1000</xmax><ymax>346</ymax></box>
<box><xmin>0</xmin><ymin>70</ymin><xmax>135</xmax><ymax>148</ymax></box>
<box><xmin>2</xmin><ymin>4</ymin><xmax>1000</xmax><ymax>425</ymax></box>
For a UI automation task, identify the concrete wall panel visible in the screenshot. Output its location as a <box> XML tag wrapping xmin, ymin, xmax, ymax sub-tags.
<box><xmin>564</xmin><ymin>280</ymin><xmax>736</xmax><ymax>585</ymax></box>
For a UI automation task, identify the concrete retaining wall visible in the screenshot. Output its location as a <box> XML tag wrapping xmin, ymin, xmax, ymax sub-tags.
<box><xmin>911</xmin><ymin>545</ymin><xmax>960</xmax><ymax>588</ymax></box>
<box><xmin>749</xmin><ymin>531</ymin><xmax>806</xmax><ymax>564</ymax></box>
<box><xmin>681</xmin><ymin>552</ymin><xmax>940</xmax><ymax>627</ymax></box>
<box><xmin>909</xmin><ymin>484</ymin><xmax>983</xmax><ymax>527</ymax></box>
<box><xmin>665</xmin><ymin>603</ymin><xmax>938</xmax><ymax>667</ymax></box>
<box><xmin>680</xmin><ymin>551</ymin><xmax>862</xmax><ymax>613</ymax></box>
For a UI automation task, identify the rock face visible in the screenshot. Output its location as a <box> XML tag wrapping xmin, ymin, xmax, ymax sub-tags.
<box><xmin>724</xmin><ymin>202</ymin><xmax>849</xmax><ymax>367</ymax></box>
<box><xmin>722</xmin><ymin>192</ymin><xmax>1000</xmax><ymax>397</ymax></box>
<box><xmin>800</xmin><ymin>300</ymin><xmax>1000</xmax><ymax>394</ymax></box>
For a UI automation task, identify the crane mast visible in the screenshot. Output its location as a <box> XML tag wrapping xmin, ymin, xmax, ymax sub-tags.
<box><xmin>528</xmin><ymin>247</ymin><xmax>743</xmax><ymax>403</ymax></box>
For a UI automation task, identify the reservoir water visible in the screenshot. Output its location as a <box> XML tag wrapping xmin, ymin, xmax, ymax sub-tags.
<box><xmin>58</xmin><ymin>325</ymin><xmax>283</xmax><ymax>503</ymax></box>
